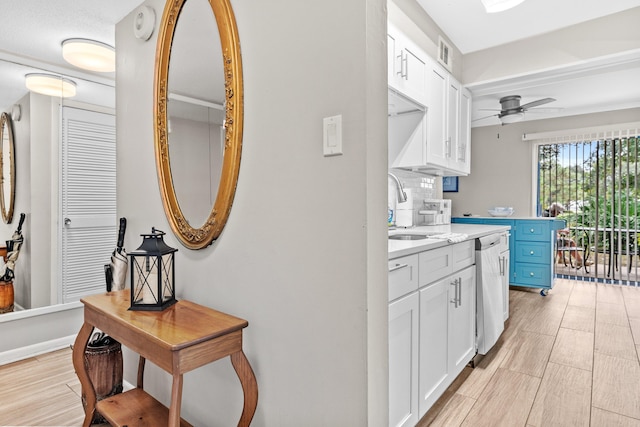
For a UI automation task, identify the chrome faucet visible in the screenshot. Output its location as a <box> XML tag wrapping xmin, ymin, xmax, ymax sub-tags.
<box><xmin>388</xmin><ymin>172</ymin><xmax>408</xmax><ymax>203</ymax></box>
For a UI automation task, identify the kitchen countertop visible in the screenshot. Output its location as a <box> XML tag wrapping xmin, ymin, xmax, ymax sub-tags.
<box><xmin>388</xmin><ymin>223</ymin><xmax>511</xmax><ymax>259</ymax></box>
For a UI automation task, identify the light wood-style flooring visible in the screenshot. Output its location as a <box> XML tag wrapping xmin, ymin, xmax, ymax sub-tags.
<box><xmin>1</xmin><ymin>279</ymin><xmax>639</xmax><ymax>426</ymax></box>
<box><xmin>0</xmin><ymin>347</ymin><xmax>86</xmax><ymax>426</ymax></box>
<box><xmin>421</xmin><ymin>278</ymin><xmax>640</xmax><ymax>427</ymax></box>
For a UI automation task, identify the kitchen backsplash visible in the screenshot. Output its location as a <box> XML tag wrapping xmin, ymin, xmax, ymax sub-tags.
<box><xmin>388</xmin><ymin>169</ymin><xmax>440</xmax><ymax>226</ymax></box>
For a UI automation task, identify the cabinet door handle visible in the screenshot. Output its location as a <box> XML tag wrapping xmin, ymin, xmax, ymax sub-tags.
<box><xmin>499</xmin><ymin>257</ymin><xmax>504</xmax><ymax>275</ymax></box>
<box><xmin>450</xmin><ymin>278</ymin><xmax>459</xmax><ymax>308</ymax></box>
<box><xmin>389</xmin><ymin>263</ymin><xmax>409</xmax><ymax>273</ymax></box>
<box><xmin>530</xmin><ymin>272</ymin><xmax>535</xmax><ymax>277</ymax></box>
<box><xmin>530</xmin><ymin>228</ymin><xmax>535</xmax><ymax>233</ymax></box>
<box><xmin>530</xmin><ymin>250</ymin><xmax>535</xmax><ymax>255</ymax></box>
<box><xmin>397</xmin><ymin>51</ymin><xmax>407</xmax><ymax>79</ymax></box>
<box><xmin>457</xmin><ymin>277</ymin><xmax>462</xmax><ymax>306</ymax></box>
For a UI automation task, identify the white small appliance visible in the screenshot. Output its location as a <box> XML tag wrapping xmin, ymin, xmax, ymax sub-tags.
<box><xmin>420</xmin><ymin>199</ymin><xmax>451</xmax><ymax>225</ymax></box>
<box><xmin>395</xmin><ymin>189</ymin><xmax>413</xmax><ymax>227</ymax></box>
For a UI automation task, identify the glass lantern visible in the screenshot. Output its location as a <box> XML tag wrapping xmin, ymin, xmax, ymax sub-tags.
<box><xmin>129</xmin><ymin>227</ymin><xmax>177</xmax><ymax>311</ymax></box>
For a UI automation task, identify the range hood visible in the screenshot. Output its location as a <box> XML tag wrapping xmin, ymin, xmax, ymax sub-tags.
<box><xmin>388</xmin><ymin>89</ymin><xmax>425</xmax><ymax>116</ymax></box>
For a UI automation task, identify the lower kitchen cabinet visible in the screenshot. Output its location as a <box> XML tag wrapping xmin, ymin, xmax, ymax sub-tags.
<box><xmin>389</xmin><ymin>240</ymin><xmax>477</xmax><ymax>426</ymax></box>
<box><xmin>418</xmin><ymin>265</ymin><xmax>475</xmax><ymax>417</ymax></box>
<box><xmin>499</xmin><ymin>231</ymin><xmax>510</xmax><ymax>321</ymax></box>
<box><xmin>389</xmin><ymin>292</ymin><xmax>420</xmax><ymax>427</ymax></box>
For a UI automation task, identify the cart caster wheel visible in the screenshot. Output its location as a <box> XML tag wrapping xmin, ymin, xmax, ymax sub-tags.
<box><xmin>540</xmin><ymin>289</ymin><xmax>548</xmax><ymax>297</ymax></box>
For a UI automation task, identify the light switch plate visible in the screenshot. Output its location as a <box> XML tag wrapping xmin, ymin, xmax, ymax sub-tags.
<box><xmin>323</xmin><ymin>115</ymin><xmax>342</xmax><ymax>156</ymax></box>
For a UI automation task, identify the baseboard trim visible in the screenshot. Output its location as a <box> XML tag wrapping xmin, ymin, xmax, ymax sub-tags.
<box><xmin>0</xmin><ymin>334</ymin><xmax>77</xmax><ymax>366</ymax></box>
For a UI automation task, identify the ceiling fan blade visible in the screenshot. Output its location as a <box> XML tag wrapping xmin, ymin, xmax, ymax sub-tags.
<box><xmin>521</xmin><ymin>97</ymin><xmax>556</xmax><ymax>110</ymax></box>
<box><xmin>472</xmin><ymin>113</ymin><xmax>499</xmax><ymax>122</ymax></box>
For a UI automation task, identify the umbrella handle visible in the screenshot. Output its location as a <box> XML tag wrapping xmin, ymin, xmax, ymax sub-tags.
<box><xmin>117</xmin><ymin>217</ymin><xmax>127</xmax><ymax>251</ymax></box>
<box><xmin>16</xmin><ymin>213</ymin><xmax>25</xmax><ymax>233</ymax></box>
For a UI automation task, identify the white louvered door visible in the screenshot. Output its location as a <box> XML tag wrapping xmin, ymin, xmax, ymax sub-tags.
<box><xmin>60</xmin><ymin>107</ymin><xmax>116</xmax><ymax>303</ymax></box>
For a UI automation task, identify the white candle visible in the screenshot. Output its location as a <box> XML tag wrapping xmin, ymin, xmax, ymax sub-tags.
<box><xmin>143</xmin><ymin>271</ymin><xmax>157</xmax><ymax>303</ymax></box>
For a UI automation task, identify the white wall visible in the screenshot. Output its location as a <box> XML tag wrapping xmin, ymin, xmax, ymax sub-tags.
<box><xmin>116</xmin><ymin>0</ymin><xmax>388</xmax><ymax>425</ymax></box>
<box><xmin>448</xmin><ymin>108</ymin><xmax>640</xmax><ymax>218</ymax></box>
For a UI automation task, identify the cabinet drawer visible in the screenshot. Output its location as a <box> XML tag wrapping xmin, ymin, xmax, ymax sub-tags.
<box><xmin>389</xmin><ymin>254</ymin><xmax>419</xmax><ymax>301</ymax></box>
<box><xmin>452</xmin><ymin>240</ymin><xmax>475</xmax><ymax>271</ymax></box>
<box><xmin>499</xmin><ymin>232</ymin><xmax>510</xmax><ymax>253</ymax></box>
<box><xmin>515</xmin><ymin>221</ymin><xmax>551</xmax><ymax>242</ymax></box>
<box><xmin>515</xmin><ymin>241</ymin><xmax>550</xmax><ymax>264</ymax></box>
<box><xmin>514</xmin><ymin>263</ymin><xmax>551</xmax><ymax>286</ymax></box>
<box><xmin>419</xmin><ymin>246</ymin><xmax>452</xmax><ymax>286</ymax></box>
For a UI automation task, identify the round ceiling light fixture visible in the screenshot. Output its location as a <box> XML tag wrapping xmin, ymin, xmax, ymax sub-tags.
<box><xmin>481</xmin><ymin>0</ymin><xmax>526</xmax><ymax>13</ymax></box>
<box><xmin>25</xmin><ymin>73</ymin><xmax>77</xmax><ymax>98</ymax></box>
<box><xmin>62</xmin><ymin>38</ymin><xmax>115</xmax><ymax>72</ymax></box>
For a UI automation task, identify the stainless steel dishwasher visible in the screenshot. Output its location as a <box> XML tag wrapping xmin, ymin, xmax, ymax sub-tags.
<box><xmin>475</xmin><ymin>234</ymin><xmax>505</xmax><ymax>355</ymax></box>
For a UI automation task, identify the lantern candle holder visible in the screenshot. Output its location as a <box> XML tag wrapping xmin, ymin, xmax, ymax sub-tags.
<box><xmin>129</xmin><ymin>227</ymin><xmax>177</xmax><ymax>311</ymax></box>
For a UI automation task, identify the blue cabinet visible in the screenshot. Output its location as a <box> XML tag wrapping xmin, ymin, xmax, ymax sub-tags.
<box><xmin>453</xmin><ymin>217</ymin><xmax>565</xmax><ymax>292</ymax></box>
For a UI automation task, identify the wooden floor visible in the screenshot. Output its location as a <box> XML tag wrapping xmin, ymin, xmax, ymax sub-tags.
<box><xmin>1</xmin><ymin>278</ymin><xmax>639</xmax><ymax>426</ymax></box>
<box><xmin>0</xmin><ymin>347</ymin><xmax>86</xmax><ymax>426</ymax></box>
<box><xmin>420</xmin><ymin>278</ymin><xmax>640</xmax><ymax>427</ymax></box>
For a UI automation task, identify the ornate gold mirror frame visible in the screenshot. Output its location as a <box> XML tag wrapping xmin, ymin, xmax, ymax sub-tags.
<box><xmin>0</xmin><ymin>112</ymin><xmax>15</xmax><ymax>224</ymax></box>
<box><xmin>154</xmin><ymin>0</ymin><xmax>243</xmax><ymax>249</ymax></box>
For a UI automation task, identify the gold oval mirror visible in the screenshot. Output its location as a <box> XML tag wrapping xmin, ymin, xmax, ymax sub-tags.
<box><xmin>0</xmin><ymin>112</ymin><xmax>15</xmax><ymax>224</ymax></box>
<box><xmin>154</xmin><ymin>0</ymin><xmax>243</xmax><ymax>249</ymax></box>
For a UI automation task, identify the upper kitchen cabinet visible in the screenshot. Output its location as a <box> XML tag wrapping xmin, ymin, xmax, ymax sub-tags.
<box><xmin>387</xmin><ymin>24</ymin><xmax>472</xmax><ymax>176</ymax></box>
<box><xmin>425</xmin><ymin>64</ymin><xmax>471</xmax><ymax>175</ymax></box>
<box><xmin>388</xmin><ymin>22</ymin><xmax>427</xmax><ymax>105</ymax></box>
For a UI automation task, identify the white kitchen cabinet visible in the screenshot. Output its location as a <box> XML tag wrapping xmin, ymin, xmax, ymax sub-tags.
<box><xmin>424</xmin><ymin>66</ymin><xmax>471</xmax><ymax>176</ymax></box>
<box><xmin>389</xmin><ymin>240</ymin><xmax>477</xmax><ymax>426</ymax></box>
<box><xmin>499</xmin><ymin>232</ymin><xmax>510</xmax><ymax>321</ymax></box>
<box><xmin>451</xmin><ymin>87</ymin><xmax>472</xmax><ymax>174</ymax></box>
<box><xmin>448</xmin><ymin>265</ymin><xmax>476</xmax><ymax>376</ymax></box>
<box><xmin>418</xmin><ymin>265</ymin><xmax>475</xmax><ymax>417</ymax></box>
<box><xmin>417</xmin><ymin>277</ymin><xmax>449</xmax><ymax>416</ymax></box>
<box><xmin>424</xmin><ymin>64</ymin><xmax>448</xmax><ymax>170</ymax></box>
<box><xmin>387</xmin><ymin>23</ymin><xmax>471</xmax><ymax>175</ymax></box>
<box><xmin>388</xmin><ymin>23</ymin><xmax>427</xmax><ymax>105</ymax></box>
<box><xmin>389</xmin><ymin>254</ymin><xmax>419</xmax><ymax>302</ymax></box>
<box><xmin>389</xmin><ymin>292</ymin><xmax>420</xmax><ymax>427</ymax></box>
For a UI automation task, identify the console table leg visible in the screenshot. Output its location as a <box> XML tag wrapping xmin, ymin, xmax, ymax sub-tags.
<box><xmin>231</xmin><ymin>350</ymin><xmax>258</xmax><ymax>427</ymax></box>
<box><xmin>168</xmin><ymin>372</ymin><xmax>184</xmax><ymax>427</ymax></box>
<box><xmin>137</xmin><ymin>356</ymin><xmax>146</xmax><ymax>389</ymax></box>
<box><xmin>72</xmin><ymin>322</ymin><xmax>96</xmax><ymax>427</ymax></box>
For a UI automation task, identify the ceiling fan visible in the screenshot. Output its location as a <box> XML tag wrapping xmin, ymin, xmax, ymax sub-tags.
<box><xmin>475</xmin><ymin>95</ymin><xmax>557</xmax><ymax>125</ymax></box>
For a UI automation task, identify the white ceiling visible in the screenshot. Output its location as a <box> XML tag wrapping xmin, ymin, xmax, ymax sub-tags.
<box><xmin>417</xmin><ymin>0</ymin><xmax>640</xmax><ymax>54</ymax></box>
<box><xmin>0</xmin><ymin>1</ymin><xmax>144</xmax><ymax>111</ymax></box>
<box><xmin>1</xmin><ymin>1</ymin><xmax>639</xmax><ymax>128</ymax></box>
<box><xmin>417</xmin><ymin>0</ymin><xmax>640</xmax><ymax>127</ymax></box>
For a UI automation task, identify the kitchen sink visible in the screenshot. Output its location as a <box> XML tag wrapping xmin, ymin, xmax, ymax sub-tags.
<box><xmin>388</xmin><ymin>234</ymin><xmax>429</xmax><ymax>240</ymax></box>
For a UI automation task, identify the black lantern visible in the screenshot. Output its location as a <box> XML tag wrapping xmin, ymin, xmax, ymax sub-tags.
<box><xmin>129</xmin><ymin>227</ymin><xmax>177</xmax><ymax>311</ymax></box>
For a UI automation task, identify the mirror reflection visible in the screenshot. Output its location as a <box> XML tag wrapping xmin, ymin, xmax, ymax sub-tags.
<box><xmin>0</xmin><ymin>112</ymin><xmax>15</xmax><ymax>224</ymax></box>
<box><xmin>167</xmin><ymin>0</ymin><xmax>225</xmax><ymax>226</ymax></box>
<box><xmin>0</xmin><ymin>57</ymin><xmax>116</xmax><ymax>315</ymax></box>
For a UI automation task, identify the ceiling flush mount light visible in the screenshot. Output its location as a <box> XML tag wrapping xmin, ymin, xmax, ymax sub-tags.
<box><xmin>481</xmin><ymin>0</ymin><xmax>526</xmax><ymax>13</ymax></box>
<box><xmin>62</xmin><ymin>39</ymin><xmax>115</xmax><ymax>72</ymax></box>
<box><xmin>25</xmin><ymin>73</ymin><xmax>77</xmax><ymax>98</ymax></box>
<box><xmin>500</xmin><ymin>112</ymin><xmax>524</xmax><ymax>124</ymax></box>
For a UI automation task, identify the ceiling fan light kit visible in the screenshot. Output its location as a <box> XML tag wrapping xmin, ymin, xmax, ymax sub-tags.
<box><xmin>25</xmin><ymin>73</ymin><xmax>77</xmax><ymax>98</ymax></box>
<box><xmin>481</xmin><ymin>0</ymin><xmax>526</xmax><ymax>13</ymax></box>
<box><xmin>62</xmin><ymin>38</ymin><xmax>115</xmax><ymax>72</ymax></box>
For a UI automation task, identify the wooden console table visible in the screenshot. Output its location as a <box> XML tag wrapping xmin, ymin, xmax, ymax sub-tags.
<box><xmin>72</xmin><ymin>291</ymin><xmax>258</xmax><ymax>427</ymax></box>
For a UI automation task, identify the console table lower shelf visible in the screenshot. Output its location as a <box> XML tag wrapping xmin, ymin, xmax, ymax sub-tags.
<box><xmin>72</xmin><ymin>290</ymin><xmax>258</xmax><ymax>427</ymax></box>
